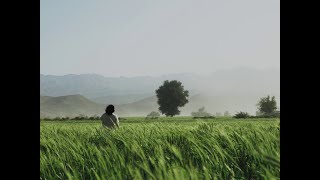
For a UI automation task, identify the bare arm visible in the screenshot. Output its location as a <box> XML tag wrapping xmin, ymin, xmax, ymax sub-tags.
<box><xmin>116</xmin><ymin>118</ymin><xmax>119</xmax><ymax>128</ymax></box>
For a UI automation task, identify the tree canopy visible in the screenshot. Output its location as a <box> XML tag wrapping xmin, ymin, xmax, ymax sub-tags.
<box><xmin>155</xmin><ymin>80</ymin><xmax>189</xmax><ymax>117</ymax></box>
<box><xmin>257</xmin><ymin>95</ymin><xmax>277</xmax><ymax>114</ymax></box>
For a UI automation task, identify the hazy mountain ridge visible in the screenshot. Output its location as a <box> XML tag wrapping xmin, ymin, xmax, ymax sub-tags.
<box><xmin>90</xmin><ymin>93</ymin><xmax>154</xmax><ymax>105</ymax></box>
<box><xmin>40</xmin><ymin>94</ymin><xmax>158</xmax><ymax>118</ymax></box>
<box><xmin>40</xmin><ymin>92</ymin><xmax>279</xmax><ymax>118</ymax></box>
<box><xmin>40</xmin><ymin>95</ymin><xmax>105</xmax><ymax>118</ymax></box>
<box><xmin>40</xmin><ymin>68</ymin><xmax>280</xmax><ymax>117</ymax></box>
<box><xmin>41</xmin><ymin>67</ymin><xmax>279</xmax><ymax>98</ymax></box>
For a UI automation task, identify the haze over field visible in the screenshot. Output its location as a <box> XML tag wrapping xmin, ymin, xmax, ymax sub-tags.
<box><xmin>40</xmin><ymin>0</ymin><xmax>279</xmax><ymax>117</ymax></box>
<box><xmin>40</xmin><ymin>67</ymin><xmax>280</xmax><ymax>117</ymax></box>
<box><xmin>40</xmin><ymin>1</ymin><xmax>280</xmax><ymax>179</ymax></box>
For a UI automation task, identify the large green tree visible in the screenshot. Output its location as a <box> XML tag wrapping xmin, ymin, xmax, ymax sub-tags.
<box><xmin>257</xmin><ymin>95</ymin><xmax>277</xmax><ymax>114</ymax></box>
<box><xmin>155</xmin><ymin>80</ymin><xmax>189</xmax><ymax>117</ymax></box>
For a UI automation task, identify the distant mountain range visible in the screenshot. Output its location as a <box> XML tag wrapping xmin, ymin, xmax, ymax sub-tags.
<box><xmin>40</xmin><ymin>67</ymin><xmax>280</xmax><ymax>117</ymax></box>
<box><xmin>40</xmin><ymin>95</ymin><xmax>104</xmax><ymax>118</ymax></box>
<box><xmin>40</xmin><ymin>92</ymin><xmax>278</xmax><ymax>118</ymax></box>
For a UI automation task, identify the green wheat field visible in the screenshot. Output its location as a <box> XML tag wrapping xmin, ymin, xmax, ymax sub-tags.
<box><xmin>40</xmin><ymin>117</ymin><xmax>280</xmax><ymax>180</ymax></box>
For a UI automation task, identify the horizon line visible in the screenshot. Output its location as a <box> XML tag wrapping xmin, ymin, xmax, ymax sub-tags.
<box><xmin>40</xmin><ymin>67</ymin><xmax>280</xmax><ymax>78</ymax></box>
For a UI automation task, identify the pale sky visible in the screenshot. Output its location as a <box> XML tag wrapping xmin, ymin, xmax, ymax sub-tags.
<box><xmin>40</xmin><ymin>0</ymin><xmax>280</xmax><ymax>77</ymax></box>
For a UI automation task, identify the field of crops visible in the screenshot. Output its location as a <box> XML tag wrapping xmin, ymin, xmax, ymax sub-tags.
<box><xmin>40</xmin><ymin>117</ymin><xmax>280</xmax><ymax>180</ymax></box>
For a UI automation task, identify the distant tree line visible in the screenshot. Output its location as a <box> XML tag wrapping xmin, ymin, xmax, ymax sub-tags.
<box><xmin>233</xmin><ymin>95</ymin><xmax>280</xmax><ymax>119</ymax></box>
<box><xmin>41</xmin><ymin>92</ymin><xmax>279</xmax><ymax>121</ymax></box>
<box><xmin>145</xmin><ymin>111</ymin><xmax>160</xmax><ymax>119</ymax></box>
<box><xmin>191</xmin><ymin>107</ymin><xmax>215</xmax><ymax>119</ymax></box>
<box><xmin>40</xmin><ymin>115</ymin><xmax>127</xmax><ymax>121</ymax></box>
<box><xmin>189</xmin><ymin>95</ymin><xmax>279</xmax><ymax>119</ymax></box>
<box><xmin>40</xmin><ymin>115</ymin><xmax>99</xmax><ymax>121</ymax></box>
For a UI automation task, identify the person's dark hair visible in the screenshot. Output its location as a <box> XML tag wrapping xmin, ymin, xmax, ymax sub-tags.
<box><xmin>105</xmin><ymin>105</ymin><xmax>115</xmax><ymax>115</ymax></box>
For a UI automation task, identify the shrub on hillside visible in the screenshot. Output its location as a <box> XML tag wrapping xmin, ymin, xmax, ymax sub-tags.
<box><xmin>224</xmin><ymin>111</ymin><xmax>231</xmax><ymax>117</ymax></box>
<box><xmin>191</xmin><ymin>106</ymin><xmax>213</xmax><ymax>118</ymax></box>
<box><xmin>233</xmin><ymin>112</ymin><xmax>250</xmax><ymax>119</ymax></box>
<box><xmin>256</xmin><ymin>112</ymin><xmax>280</xmax><ymax>118</ymax></box>
<box><xmin>192</xmin><ymin>116</ymin><xmax>215</xmax><ymax>119</ymax></box>
<box><xmin>146</xmin><ymin>111</ymin><xmax>160</xmax><ymax>119</ymax></box>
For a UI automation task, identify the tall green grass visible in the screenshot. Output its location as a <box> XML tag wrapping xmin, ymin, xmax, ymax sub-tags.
<box><xmin>40</xmin><ymin>118</ymin><xmax>280</xmax><ymax>180</ymax></box>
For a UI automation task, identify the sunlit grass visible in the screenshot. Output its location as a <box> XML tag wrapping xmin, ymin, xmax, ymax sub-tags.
<box><xmin>40</xmin><ymin>117</ymin><xmax>280</xmax><ymax>180</ymax></box>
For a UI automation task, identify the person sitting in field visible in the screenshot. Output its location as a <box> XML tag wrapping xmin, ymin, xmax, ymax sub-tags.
<box><xmin>101</xmin><ymin>104</ymin><xmax>119</xmax><ymax>129</ymax></box>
